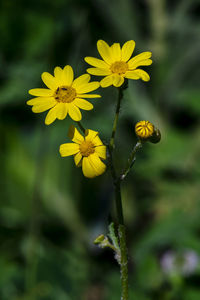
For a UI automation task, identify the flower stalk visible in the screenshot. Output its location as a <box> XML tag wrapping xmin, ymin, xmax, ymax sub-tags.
<box><xmin>109</xmin><ymin>84</ymin><xmax>129</xmax><ymax>300</ymax></box>
<box><xmin>109</xmin><ymin>88</ymin><xmax>123</xmax><ymax>151</ymax></box>
<box><xmin>77</xmin><ymin>121</ymin><xmax>86</xmax><ymax>134</ymax></box>
<box><xmin>121</xmin><ymin>140</ymin><xmax>143</xmax><ymax>181</ymax></box>
<box><xmin>119</xmin><ymin>224</ymin><xmax>129</xmax><ymax>300</ymax></box>
<box><xmin>114</xmin><ymin>179</ymin><xmax>129</xmax><ymax>300</ymax></box>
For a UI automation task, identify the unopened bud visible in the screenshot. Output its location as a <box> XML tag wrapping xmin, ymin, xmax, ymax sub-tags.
<box><xmin>149</xmin><ymin>127</ymin><xmax>161</xmax><ymax>144</ymax></box>
<box><xmin>135</xmin><ymin>120</ymin><xmax>161</xmax><ymax>143</ymax></box>
<box><xmin>94</xmin><ymin>234</ymin><xmax>105</xmax><ymax>245</ymax></box>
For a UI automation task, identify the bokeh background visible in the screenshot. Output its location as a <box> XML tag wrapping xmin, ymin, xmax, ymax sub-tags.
<box><xmin>1</xmin><ymin>0</ymin><xmax>200</xmax><ymax>299</ymax></box>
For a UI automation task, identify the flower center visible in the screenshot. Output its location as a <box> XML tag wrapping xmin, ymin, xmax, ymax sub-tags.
<box><xmin>54</xmin><ymin>86</ymin><xmax>76</xmax><ymax>103</ymax></box>
<box><xmin>110</xmin><ymin>61</ymin><xmax>128</xmax><ymax>75</ymax></box>
<box><xmin>79</xmin><ymin>140</ymin><xmax>95</xmax><ymax>157</ymax></box>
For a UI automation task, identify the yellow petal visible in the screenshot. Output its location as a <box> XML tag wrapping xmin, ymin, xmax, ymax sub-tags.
<box><xmin>68</xmin><ymin>104</ymin><xmax>82</xmax><ymax>121</ymax></box>
<box><xmin>82</xmin><ymin>154</ymin><xmax>106</xmax><ymax>178</ymax></box>
<box><xmin>74</xmin><ymin>152</ymin><xmax>82</xmax><ymax>167</ymax></box>
<box><xmin>88</xmin><ymin>154</ymin><xmax>106</xmax><ymax>176</ymax></box>
<box><xmin>128</xmin><ymin>59</ymin><xmax>152</xmax><ymax>70</ymax></box>
<box><xmin>77</xmin><ymin>94</ymin><xmax>101</xmax><ymax>98</ymax></box>
<box><xmin>121</xmin><ymin>40</ymin><xmax>135</xmax><ymax>62</ymax></box>
<box><xmin>32</xmin><ymin>101</ymin><xmax>56</xmax><ymax>113</ymax></box>
<box><xmin>68</xmin><ymin>125</ymin><xmax>84</xmax><ymax>144</ymax></box>
<box><xmin>85</xmin><ymin>129</ymin><xmax>98</xmax><ymax>141</ymax></box>
<box><xmin>86</xmin><ymin>68</ymin><xmax>111</xmax><ymax>76</ymax></box>
<box><xmin>126</xmin><ymin>69</ymin><xmax>150</xmax><ymax>81</ymax></box>
<box><xmin>56</xmin><ymin>103</ymin><xmax>68</xmax><ymax>120</ymax></box>
<box><xmin>62</xmin><ymin>65</ymin><xmax>74</xmax><ymax>85</ymax></box>
<box><xmin>29</xmin><ymin>88</ymin><xmax>53</xmax><ymax>97</ymax></box>
<box><xmin>41</xmin><ymin>72</ymin><xmax>59</xmax><ymax>90</ymax></box>
<box><xmin>110</xmin><ymin>43</ymin><xmax>121</xmax><ymax>61</ymax></box>
<box><xmin>59</xmin><ymin>143</ymin><xmax>80</xmax><ymax>157</ymax></box>
<box><xmin>100</xmin><ymin>75</ymin><xmax>114</xmax><ymax>88</ymax></box>
<box><xmin>82</xmin><ymin>157</ymin><xmax>95</xmax><ymax>178</ymax></box>
<box><xmin>74</xmin><ymin>98</ymin><xmax>93</xmax><ymax>110</ymax></box>
<box><xmin>95</xmin><ymin>145</ymin><xmax>106</xmax><ymax>159</ymax></box>
<box><xmin>133</xmin><ymin>69</ymin><xmax>150</xmax><ymax>81</ymax></box>
<box><xmin>45</xmin><ymin>105</ymin><xmax>61</xmax><ymax>125</ymax></box>
<box><xmin>27</xmin><ymin>97</ymin><xmax>56</xmax><ymax>106</ymax></box>
<box><xmin>97</xmin><ymin>40</ymin><xmax>113</xmax><ymax>64</ymax></box>
<box><xmin>125</xmin><ymin>71</ymin><xmax>140</xmax><ymax>80</ymax></box>
<box><xmin>54</xmin><ymin>66</ymin><xmax>63</xmax><ymax>81</ymax></box>
<box><xmin>113</xmin><ymin>74</ymin><xmax>124</xmax><ymax>87</ymax></box>
<box><xmin>76</xmin><ymin>82</ymin><xmax>100</xmax><ymax>94</ymax></box>
<box><xmin>92</xmin><ymin>135</ymin><xmax>104</xmax><ymax>146</ymax></box>
<box><xmin>128</xmin><ymin>52</ymin><xmax>152</xmax><ymax>68</ymax></box>
<box><xmin>72</xmin><ymin>74</ymin><xmax>91</xmax><ymax>89</ymax></box>
<box><xmin>84</xmin><ymin>57</ymin><xmax>109</xmax><ymax>68</ymax></box>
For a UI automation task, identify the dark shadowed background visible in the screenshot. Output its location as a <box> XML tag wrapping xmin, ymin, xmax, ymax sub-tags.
<box><xmin>1</xmin><ymin>0</ymin><xmax>200</xmax><ymax>299</ymax></box>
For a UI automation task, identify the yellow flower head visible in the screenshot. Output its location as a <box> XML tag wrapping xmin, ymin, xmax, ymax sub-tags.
<box><xmin>135</xmin><ymin>120</ymin><xmax>154</xmax><ymax>139</ymax></box>
<box><xmin>84</xmin><ymin>40</ymin><xmax>152</xmax><ymax>88</ymax></box>
<box><xmin>27</xmin><ymin>65</ymin><xmax>101</xmax><ymax>125</ymax></box>
<box><xmin>59</xmin><ymin>125</ymin><xmax>106</xmax><ymax>178</ymax></box>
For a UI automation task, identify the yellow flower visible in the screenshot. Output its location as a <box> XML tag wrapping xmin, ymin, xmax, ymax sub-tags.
<box><xmin>27</xmin><ymin>65</ymin><xmax>101</xmax><ymax>125</ymax></box>
<box><xmin>135</xmin><ymin>120</ymin><xmax>154</xmax><ymax>139</ymax></box>
<box><xmin>84</xmin><ymin>40</ymin><xmax>152</xmax><ymax>88</ymax></box>
<box><xmin>59</xmin><ymin>126</ymin><xmax>106</xmax><ymax>178</ymax></box>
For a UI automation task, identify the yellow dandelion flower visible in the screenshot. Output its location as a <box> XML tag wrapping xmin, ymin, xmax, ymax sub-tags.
<box><xmin>135</xmin><ymin>120</ymin><xmax>154</xmax><ymax>139</ymax></box>
<box><xmin>59</xmin><ymin>125</ymin><xmax>106</xmax><ymax>178</ymax></box>
<box><xmin>27</xmin><ymin>65</ymin><xmax>101</xmax><ymax>125</ymax></box>
<box><xmin>84</xmin><ymin>40</ymin><xmax>152</xmax><ymax>88</ymax></box>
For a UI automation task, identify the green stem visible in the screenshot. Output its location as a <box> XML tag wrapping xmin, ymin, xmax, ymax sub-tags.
<box><xmin>121</xmin><ymin>140</ymin><xmax>143</xmax><ymax>181</ymax></box>
<box><xmin>114</xmin><ymin>178</ymin><xmax>124</xmax><ymax>225</ymax></box>
<box><xmin>77</xmin><ymin>121</ymin><xmax>85</xmax><ymax>134</ymax></box>
<box><xmin>114</xmin><ymin>179</ymin><xmax>128</xmax><ymax>300</ymax></box>
<box><xmin>108</xmin><ymin>84</ymin><xmax>129</xmax><ymax>300</ymax></box>
<box><xmin>119</xmin><ymin>224</ymin><xmax>129</xmax><ymax>300</ymax></box>
<box><xmin>107</xmin><ymin>144</ymin><xmax>124</xmax><ymax>225</ymax></box>
<box><xmin>109</xmin><ymin>87</ymin><xmax>124</xmax><ymax>151</ymax></box>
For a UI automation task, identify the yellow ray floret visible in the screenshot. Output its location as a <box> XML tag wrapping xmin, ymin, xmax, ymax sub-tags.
<box><xmin>59</xmin><ymin>126</ymin><xmax>106</xmax><ymax>178</ymax></box>
<box><xmin>27</xmin><ymin>66</ymin><xmax>101</xmax><ymax>125</ymax></box>
<box><xmin>84</xmin><ymin>40</ymin><xmax>152</xmax><ymax>88</ymax></box>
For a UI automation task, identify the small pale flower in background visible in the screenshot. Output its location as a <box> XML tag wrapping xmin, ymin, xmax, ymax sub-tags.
<box><xmin>161</xmin><ymin>250</ymin><xmax>199</xmax><ymax>276</ymax></box>
<box><xmin>85</xmin><ymin>40</ymin><xmax>152</xmax><ymax>88</ymax></box>
<box><xmin>27</xmin><ymin>65</ymin><xmax>100</xmax><ymax>125</ymax></box>
<box><xmin>59</xmin><ymin>125</ymin><xmax>106</xmax><ymax>178</ymax></box>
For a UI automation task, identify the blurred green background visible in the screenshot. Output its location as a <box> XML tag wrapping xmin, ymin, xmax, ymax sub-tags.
<box><xmin>1</xmin><ymin>0</ymin><xmax>200</xmax><ymax>299</ymax></box>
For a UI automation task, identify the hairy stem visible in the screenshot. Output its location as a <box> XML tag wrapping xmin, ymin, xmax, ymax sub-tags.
<box><xmin>114</xmin><ymin>178</ymin><xmax>124</xmax><ymax>225</ymax></box>
<box><xmin>119</xmin><ymin>224</ymin><xmax>129</xmax><ymax>300</ymax></box>
<box><xmin>108</xmin><ymin>84</ymin><xmax>129</xmax><ymax>300</ymax></box>
<box><xmin>109</xmin><ymin>87</ymin><xmax>124</xmax><ymax>151</ymax></box>
<box><xmin>121</xmin><ymin>140</ymin><xmax>143</xmax><ymax>180</ymax></box>
<box><xmin>114</xmin><ymin>179</ymin><xmax>128</xmax><ymax>300</ymax></box>
<box><xmin>77</xmin><ymin>121</ymin><xmax>86</xmax><ymax>133</ymax></box>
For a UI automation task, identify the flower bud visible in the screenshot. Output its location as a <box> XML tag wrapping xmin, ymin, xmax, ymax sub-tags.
<box><xmin>149</xmin><ymin>127</ymin><xmax>161</xmax><ymax>144</ymax></box>
<box><xmin>94</xmin><ymin>234</ymin><xmax>105</xmax><ymax>245</ymax></box>
<box><xmin>135</xmin><ymin>120</ymin><xmax>161</xmax><ymax>143</ymax></box>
